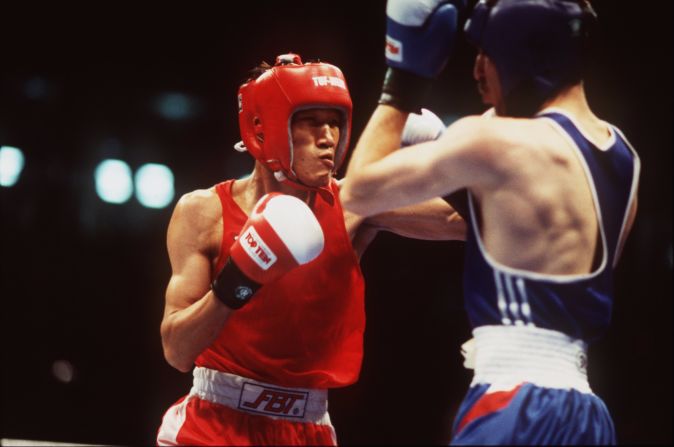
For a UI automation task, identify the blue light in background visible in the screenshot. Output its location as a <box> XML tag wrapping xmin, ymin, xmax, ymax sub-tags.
<box><xmin>134</xmin><ymin>163</ymin><xmax>174</xmax><ymax>209</ymax></box>
<box><xmin>94</xmin><ymin>159</ymin><xmax>133</xmax><ymax>204</ymax></box>
<box><xmin>23</xmin><ymin>76</ymin><xmax>49</xmax><ymax>100</ymax></box>
<box><xmin>154</xmin><ymin>92</ymin><xmax>199</xmax><ymax>120</ymax></box>
<box><xmin>0</xmin><ymin>146</ymin><xmax>25</xmax><ymax>187</ymax></box>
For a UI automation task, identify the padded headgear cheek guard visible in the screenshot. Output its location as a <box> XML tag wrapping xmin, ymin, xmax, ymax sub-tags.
<box><xmin>465</xmin><ymin>0</ymin><xmax>596</xmax><ymax>111</ymax></box>
<box><xmin>237</xmin><ymin>53</ymin><xmax>353</xmax><ymax>183</ymax></box>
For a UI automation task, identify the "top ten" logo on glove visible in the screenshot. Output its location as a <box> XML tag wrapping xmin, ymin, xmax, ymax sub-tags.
<box><xmin>240</xmin><ymin>227</ymin><xmax>278</xmax><ymax>270</ymax></box>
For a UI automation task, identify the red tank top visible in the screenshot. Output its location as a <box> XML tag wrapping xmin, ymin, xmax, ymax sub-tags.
<box><xmin>195</xmin><ymin>179</ymin><xmax>366</xmax><ymax>389</ymax></box>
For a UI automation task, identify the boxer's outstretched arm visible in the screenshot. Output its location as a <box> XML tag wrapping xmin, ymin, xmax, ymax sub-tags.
<box><xmin>343</xmin><ymin>106</ymin><xmax>466</xmax><ymax>243</ymax></box>
<box><xmin>342</xmin><ymin>115</ymin><xmax>501</xmax><ymax>217</ymax></box>
<box><xmin>367</xmin><ymin>197</ymin><xmax>466</xmax><ymax>241</ymax></box>
<box><xmin>341</xmin><ymin>170</ymin><xmax>465</xmax><ymax>259</ymax></box>
<box><xmin>343</xmin><ymin>197</ymin><xmax>465</xmax><ymax>260</ymax></box>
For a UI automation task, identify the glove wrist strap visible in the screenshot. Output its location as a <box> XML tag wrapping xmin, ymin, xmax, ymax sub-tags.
<box><xmin>378</xmin><ymin>67</ymin><xmax>433</xmax><ymax>113</ymax></box>
<box><xmin>211</xmin><ymin>258</ymin><xmax>262</xmax><ymax>310</ymax></box>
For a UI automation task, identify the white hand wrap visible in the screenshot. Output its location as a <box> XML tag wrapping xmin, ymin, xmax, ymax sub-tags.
<box><xmin>461</xmin><ymin>337</ymin><xmax>476</xmax><ymax>370</ymax></box>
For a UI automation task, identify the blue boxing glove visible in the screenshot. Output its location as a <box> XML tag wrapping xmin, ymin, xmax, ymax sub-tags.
<box><xmin>385</xmin><ymin>0</ymin><xmax>463</xmax><ymax>78</ymax></box>
<box><xmin>380</xmin><ymin>0</ymin><xmax>465</xmax><ymax>112</ymax></box>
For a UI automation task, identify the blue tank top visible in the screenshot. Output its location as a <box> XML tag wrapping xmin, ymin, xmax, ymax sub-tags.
<box><xmin>460</xmin><ymin>109</ymin><xmax>639</xmax><ymax>342</ymax></box>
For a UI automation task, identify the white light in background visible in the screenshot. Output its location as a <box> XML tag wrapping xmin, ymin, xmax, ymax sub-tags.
<box><xmin>94</xmin><ymin>159</ymin><xmax>133</xmax><ymax>204</ymax></box>
<box><xmin>135</xmin><ymin>163</ymin><xmax>174</xmax><ymax>208</ymax></box>
<box><xmin>52</xmin><ymin>359</ymin><xmax>75</xmax><ymax>383</ymax></box>
<box><xmin>0</xmin><ymin>146</ymin><xmax>25</xmax><ymax>187</ymax></box>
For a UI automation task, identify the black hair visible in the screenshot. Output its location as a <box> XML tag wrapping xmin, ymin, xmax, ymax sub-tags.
<box><xmin>241</xmin><ymin>61</ymin><xmax>272</xmax><ymax>85</ymax></box>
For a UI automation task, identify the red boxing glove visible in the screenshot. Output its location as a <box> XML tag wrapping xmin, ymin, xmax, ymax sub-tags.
<box><xmin>231</xmin><ymin>193</ymin><xmax>324</xmax><ymax>283</ymax></box>
<box><xmin>212</xmin><ymin>193</ymin><xmax>324</xmax><ymax>309</ymax></box>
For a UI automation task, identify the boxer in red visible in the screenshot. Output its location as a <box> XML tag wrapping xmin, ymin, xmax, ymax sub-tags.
<box><xmin>156</xmin><ymin>53</ymin><xmax>464</xmax><ymax>446</ymax></box>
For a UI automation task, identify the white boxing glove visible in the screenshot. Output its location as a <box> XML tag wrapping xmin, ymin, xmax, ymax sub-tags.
<box><xmin>212</xmin><ymin>193</ymin><xmax>324</xmax><ymax>309</ymax></box>
<box><xmin>401</xmin><ymin>108</ymin><xmax>446</xmax><ymax>147</ymax></box>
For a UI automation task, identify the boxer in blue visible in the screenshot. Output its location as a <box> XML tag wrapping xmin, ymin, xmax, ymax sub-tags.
<box><xmin>341</xmin><ymin>1</ymin><xmax>640</xmax><ymax>444</ymax></box>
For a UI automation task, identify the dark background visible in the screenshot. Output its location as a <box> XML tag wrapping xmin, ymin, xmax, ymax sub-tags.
<box><xmin>1</xmin><ymin>1</ymin><xmax>671</xmax><ymax>445</ymax></box>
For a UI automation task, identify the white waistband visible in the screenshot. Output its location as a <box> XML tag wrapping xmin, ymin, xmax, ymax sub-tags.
<box><xmin>190</xmin><ymin>367</ymin><xmax>330</xmax><ymax>423</ymax></box>
<box><xmin>470</xmin><ymin>325</ymin><xmax>592</xmax><ymax>393</ymax></box>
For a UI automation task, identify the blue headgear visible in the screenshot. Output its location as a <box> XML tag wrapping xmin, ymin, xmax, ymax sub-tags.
<box><xmin>465</xmin><ymin>0</ymin><xmax>596</xmax><ymax>107</ymax></box>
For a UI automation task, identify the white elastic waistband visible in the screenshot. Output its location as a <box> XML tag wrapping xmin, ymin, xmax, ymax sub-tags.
<box><xmin>470</xmin><ymin>325</ymin><xmax>592</xmax><ymax>393</ymax></box>
<box><xmin>190</xmin><ymin>367</ymin><xmax>330</xmax><ymax>423</ymax></box>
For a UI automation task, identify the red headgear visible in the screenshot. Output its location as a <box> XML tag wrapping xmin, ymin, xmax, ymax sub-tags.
<box><xmin>236</xmin><ymin>53</ymin><xmax>353</xmax><ymax>187</ymax></box>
